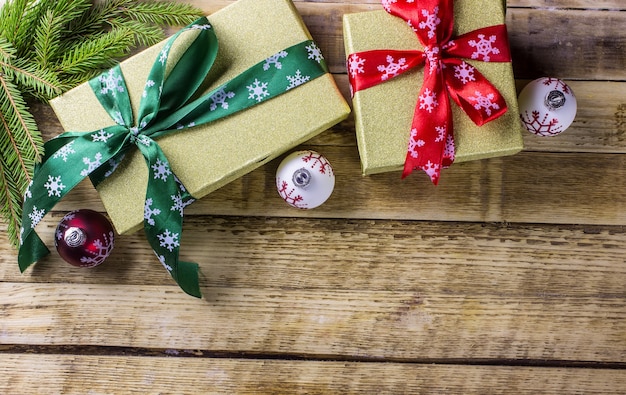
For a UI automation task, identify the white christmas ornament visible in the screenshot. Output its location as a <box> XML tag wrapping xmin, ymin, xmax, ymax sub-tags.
<box><xmin>518</xmin><ymin>77</ymin><xmax>577</xmax><ymax>136</ymax></box>
<box><xmin>276</xmin><ymin>150</ymin><xmax>335</xmax><ymax>209</ymax></box>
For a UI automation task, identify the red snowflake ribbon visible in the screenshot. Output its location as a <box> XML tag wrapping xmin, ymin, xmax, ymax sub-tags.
<box><xmin>347</xmin><ymin>0</ymin><xmax>512</xmax><ymax>184</ymax></box>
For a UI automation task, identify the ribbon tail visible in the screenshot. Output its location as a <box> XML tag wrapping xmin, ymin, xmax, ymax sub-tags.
<box><xmin>136</xmin><ymin>139</ymin><xmax>201</xmax><ymax>298</ymax></box>
<box><xmin>176</xmin><ymin>261</ymin><xmax>201</xmax><ymax>298</ymax></box>
<box><xmin>443</xmin><ymin>58</ymin><xmax>508</xmax><ymax>126</ymax></box>
<box><xmin>18</xmin><ymin>230</ymin><xmax>50</xmax><ymax>272</ymax></box>
<box><xmin>402</xmin><ymin>70</ymin><xmax>452</xmax><ymax>185</ymax></box>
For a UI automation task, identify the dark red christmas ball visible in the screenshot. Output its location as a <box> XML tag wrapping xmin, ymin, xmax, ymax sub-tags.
<box><xmin>54</xmin><ymin>209</ymin><xmax>115</xmax><ymax>268</ymax></box>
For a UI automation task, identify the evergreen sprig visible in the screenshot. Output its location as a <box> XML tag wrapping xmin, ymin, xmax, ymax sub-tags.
<box><xmin>0</xmin><ymin>0</ymin><xmax>203</xmax><ymax>246</ymax></box>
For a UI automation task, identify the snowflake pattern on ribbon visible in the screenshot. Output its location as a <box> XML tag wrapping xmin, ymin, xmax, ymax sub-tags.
<box><xmin>264</xmin><ymin>50</ymin><xmax>289</xmax><ymax>70</ymax></box>
<box><xmin>434</xmin><ymin>125</ymin><xmax>446</xmax><ymax>143</ymax></box>
<box><xmin>469</xmin><ymin>91</ymin><xmax>500</xmax><ymax>116</ymax></box>
<box><xmin>151</xmin><ymin>158</ymin><xmax>172</xmax><ymax>181</ymax></box>
<box><xmin>81</xmin><ymin>153</ymin><xmax>103</xmax><ymax>177</ymax></box>
<box><xmin>418</xmin><ymin>88</ymin><xmax>438</xmax><ymax>113</ymax></box>
<box><xmin>43</xmin><ymin>175</ymin><xmax>66</xmax><ymax>197</ymax></box>
<box><xmin>247</xmin><ymin>79</ymin><xmax>270</xmax><ymax>102</ymax></box>
<box><xmin>469</xmin><ymin>34</ymin><xmax>500</xmax><ymax>62</ymax></box>
<box><xmin>378</xmin><ymin>55</ymin><xmax>409</xmax><ymax>81</ymax></box>
<box><xmin>157</xmin><ymin>229</ymin><xmax>180</xmax><ymax>252</ymax></box>
<box><xmin>159</xmin><ymin>44</ymin><xmax>171</xmax><ymax>65</ymax></box>
<box><xmin>419</xmin><ymin>6</ymin><xmax>441</xmax><ymax>39</ymax></box>
<box><xmin>170</xmin><ymin>191</ymin><xmax>194</xmax><ymax>217</ymax></box>
<box><xmin>156</xmin><ymin>253</ymin><xmax>173</xmax><ymax>272</ymax></box>
<box><xmin>52</xmin><ymin>141</ymin><xmax>75</xmax><ymax>162</ymax></box>
<box><xmin>98</xmin><ymin>69</ymin><xmax>125</xmax><ymax>97</ymax></box>
<box><xmin>28</xmin><ymin>206</ymin><xmax>45</xmax><ymax>229</ymax></box>
<box><xmin>143</xmin><ymin>80</ymin><xmax>156</xmax><ymax>98</ymax></box>
<box><xmin>92</xmin><ymin>130</ymin><xmax>114</xmax><ymax>143</ymax></box>
<box><xmin>208</xmin><ymin>87</ymin><xmax>236</xmax><ymax>111</ymax></box>
<box><xmin>144</xmin><ymin>198</ymin><xmax>161</xmax><ymax>226</ymax></box>
<box><xmin>453</xmin><ymin>61</ymin><xmax>475</xmax><ymax>84</ymax></box>
<box><xmin>348</xmin><ymin>54</ymin><xmax>366</xmax><ymax>77</ymax></box>
<box><xmin>382</xmin><ymin>0</ymin><xmax>398</xmax><ymax>12</ymax></box>
<box><xmin>286</xmin><ymin>70</ymin><xmax>311</xmax><ymax>90</ymax></box>
<box><xmin>306</xmin><ymin>43</ymin><xmax>324</xmax><ymax>63</ymax></box>
<box><xmin>407</xmin><ymin>128</ymin><xmax>424</xmax><ymax>159</ymax></box>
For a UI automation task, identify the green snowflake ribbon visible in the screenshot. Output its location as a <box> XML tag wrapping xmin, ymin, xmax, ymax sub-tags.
<box><xmin>18</xmin><ymin>17</ymin><xmax>330</xmax><ymax>297</ymax></box>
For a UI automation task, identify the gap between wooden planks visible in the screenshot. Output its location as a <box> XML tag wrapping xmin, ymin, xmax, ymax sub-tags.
<box><xmin>1</xmin><ymin>354</ymin><xmax>624</xmax><ymax>394</ymax></box>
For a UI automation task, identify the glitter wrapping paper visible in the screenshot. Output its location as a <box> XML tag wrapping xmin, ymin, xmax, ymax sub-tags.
<box><xmin>50</xmin><ymin>0</ymin><xmax>350</xmax><ymax>235</ymax></box>
<box><xmin>343</xmin><ymin>0</ymin><xmax>523</xmax><ymax>176</ymax></box>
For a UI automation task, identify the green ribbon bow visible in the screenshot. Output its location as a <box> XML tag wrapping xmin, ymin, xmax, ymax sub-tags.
<box><xmin>18</xmin><ymin>17</ymin><xmax>330</xmax><ymax>297</ymax></box>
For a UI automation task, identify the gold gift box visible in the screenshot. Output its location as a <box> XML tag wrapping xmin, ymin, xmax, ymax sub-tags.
<box><xmin>50</xmin><ymin>0</ymin><xmax>350</xmax><ymax>235</ymax></box>
<box><xmin>343</xmin><ymin>0</ymin><xmax>523</xmax><ymax>176</ymax></box>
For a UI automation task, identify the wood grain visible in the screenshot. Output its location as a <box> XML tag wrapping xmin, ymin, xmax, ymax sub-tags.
<box><xmin>2</xmin><ymin>217</ymin><xmax>624</xmax><ymax>293</ymax></box>
<box><xmin>1</xmin><ymin>281</ymin><xmax>624</xmax><ymax>362</ymax></box>
<box><xmin>2</xmin><ymin>217</ymin><xmax>625</xmax><ymax>361</ymax></box>
<box><xmin>0</xmin><ymin>354</ymin><xmax>626</xmax><ymax>395</ymax></box>
<box><xmin>1</xmin><ymin>354</ymin><xmax>625</xmax><ymax>394</ymax></box>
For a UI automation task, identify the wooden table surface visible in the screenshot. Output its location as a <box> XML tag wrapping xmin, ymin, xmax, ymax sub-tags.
<box><xmin>1</xmin><ymin>0</ymin><xmax>625</xmax><ymax>393</ymax></box>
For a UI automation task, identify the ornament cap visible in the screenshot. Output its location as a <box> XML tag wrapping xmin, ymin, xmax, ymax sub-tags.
<box><xmin>64</xmin><ymin>227</ymin><xmax>87</xmax><ymax>247</ymax></box>
<box><xmin>544</xmin><ymin>90</ymin><xmax>566</xmax><ymax>111</ymax></box>
<box><xmin>276</xmin><ymin>150</ymin><xmax>335</xmax><ymax>209</ymax></box>
<box><xmin>292</xmin><ymin>168</ymin><xmax>312</xmax><ymax>188</ymax></box>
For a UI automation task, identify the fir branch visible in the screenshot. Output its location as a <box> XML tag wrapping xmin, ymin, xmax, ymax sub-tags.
<box><xmin>0</xmin><ymin>74</ymin><xmax>42</xmax><ymax>245</ymax></box>
<box><xmin>0</xmin><ymin>0</ymin><xmax>29</xmax><ymax>45</ymax></box>
<box><xmin>33</xmin><ymin>10</ymin><xmax>63</xmax><ymax>69</ymax></box>
<box><xmin>0</xmin><ymin>37</ymin><xmax>15</xmax><ymax>61</ymax></box>
<box><xmin>0</xmin><ymin>151</ymin><xmax>23</xmax><ymax>246</ymax></box>
<box><xmin>65</xmin><ymin>0</ymin><xmax>128</xmax><ymax>39</ymax></box>
<box><xmin>117</xmin><ymin>1</ymin><xmax>205</xmax><ymax>27</ymax></box>
<box><xmin>57</xmin><ymin>26</ymin><xmax>136</xmax><ymax>77</ymax></box>
<box><xmin>106</xmin><ymin>17</ymin><xmax>165</xmax><ymax>47</ymax></box>
<box><xmin>5</xmin><ymin>58</ymin><xmax>65</xmax><ymax>100</ymax></box>
<box><xmin>0</xmin><ymin>74</ymin><xmax>43</xmax><ymax>165</ymax></box>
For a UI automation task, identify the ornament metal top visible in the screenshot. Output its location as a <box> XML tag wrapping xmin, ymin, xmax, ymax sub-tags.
<box><xmin>54</xmin><ymin>209</ymin><xmax>115</xmax><ymax>268</ymax></box>
<box><xmin>276</xmin><ymin>150</ymin><xmax>335</xmax><ymax>209</ymax></box>
<box><xmin>518</xmin><ymin>77</ymin><xmax>577</xmax><ymax>136</ymax></box>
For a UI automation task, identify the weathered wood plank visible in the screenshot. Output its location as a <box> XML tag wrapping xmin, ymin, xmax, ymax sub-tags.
<box><xmin>507</xmin><ymin>9</ymin><xmax>626</xmax><ymax>80</ymax></box>
<box><xmin>2</xmin><ymin>216</ymin><xmax>625</xmax><ymax>297</ymax></box>
<box><xmin>1</xmin><ymin>354</ymin><xmax>624</xmax><ymax>394</ymax></box>
<box><xmin>1</xmin><ymin>281</ymin><xmax>624</xmax><ymax>362</ymax></box>
<box><xmin>510</xmin><ymin>0</ymin><xmax>626</xmax><ymax>9</ymax></box>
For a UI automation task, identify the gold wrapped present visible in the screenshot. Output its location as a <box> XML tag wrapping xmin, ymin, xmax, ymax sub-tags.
<box><xmin>343</xmin><ymin>0</ymin><xmax>523</xmax><ymax>176</ymax></box>
<box><xmin>51</xmin><ymin>0</ymin><xmax>350</xmax><ymax>235</ymax></box>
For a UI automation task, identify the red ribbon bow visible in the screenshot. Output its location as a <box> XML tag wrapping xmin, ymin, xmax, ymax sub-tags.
<box><xmin>348</xmin><ymin>0</ymin><xmax>512</xmax><ymax>184</ymax></box>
